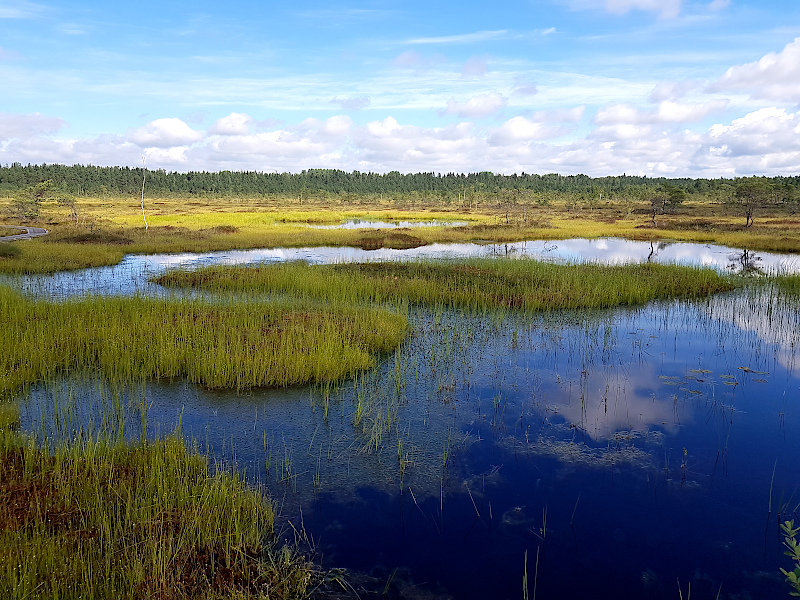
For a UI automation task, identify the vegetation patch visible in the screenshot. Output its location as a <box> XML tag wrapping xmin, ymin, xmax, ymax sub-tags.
<box><xmin>203</xmin><ymin>225</ymin><xmax>240</xmax><ymax>234</ymax></box>
<box><xmin>50</xmin><ymin>231</ymin><xmax>134</xmax><ymax>245</ymax></box>
<box><xmin>0</xmin><ymin>433</ymin><xmax>314</xmax><ymax>600</ymax></box>
<box><xmin>0</xmin><ymin>244</ymin><xmax>21</xmax><ymax>259</ymax></box>
<box><xmin>0</xmin><ymin>286</ymin><xmax>407</xmax><ymax>399</ymax></box>
<box><xmin>154</xmin><ymin>259</ymin><xmax>734</xmax><ymax>312</ymax></box>
<box><xmin>353</xmin><ymin>231</ymin><xmax>425</xmax><ymax>250</ymax></box>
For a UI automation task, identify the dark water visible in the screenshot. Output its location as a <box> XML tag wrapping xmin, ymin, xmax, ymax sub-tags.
<box><xmin>13</xmin><ymin>242</ymin><xmax>800</xmax><ymax>599</ymax></box>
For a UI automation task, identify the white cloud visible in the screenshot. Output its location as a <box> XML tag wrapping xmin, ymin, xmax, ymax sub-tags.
<box><xmin>656</xmin><ymin>99</ymin><xmax>729</xmax><ymax>122</ymax></box>
<box><xmin>128</xmin><ymin>118</ymin><xmax>204</xmax><ymax>148</ymax></box>
<box><xmin>320</xmin><ymin>115</ymin><xmax>353</xmax><ymax>137</ymax></box>
<box><xmin>0</xmin><ymin>1</ymin><xmax>45</xmax><ymax>19</ymax></box>
<box><xmin>0</xmin><ymin>112</ymin><xmax>66</xmax><ymax>140</ymax></box>
<box><xmin>352</xmin><ymin>119</ymin><xmax>481</xmax><ymax>171</ymax></box>
<box><xmin>708</xmin><ymin>0</ymin><xmax>729</xmax><ymax>11</ymax></box>
<box><xmin>512</xmin><ymin>76</ymin><xmax>538</xmax><ymax>96</ymax></box>
<box><xmin>648</xmin><ymin>80</ymin><xmax>701</xmax><ymax>102</ymax></box>
<box><xmin>488</xmin><ymin>116</ymin><xmax>570</xmax><ymax>145</ymax></box>
<box><xmin>530</xmin><ymin>106</ymin><xmax>586</xmax><ymax>123</ymax></box>
<box><xmin>4</xmin><ymin>106</ymin><xmax>800</xmax><ymax>178</ymax></box>
<box><xmin>710</xmin><ymin>37</ymin><xmax>800</xmax><ymax>102</ymax></box>
<box><xmin>208</xmin><ymin>113</ymin><xmax>254</xmax><ymax>136</ymax></box>
<box><xmin>706</xmin><ymin>108</ymin><xmax>800</xmax><ymax>159</ymax></box>
<box><xmin>595</xmin><ymin>100</ymin><xmax>728</xmax><ymax>124</ymax></box>
<box><xmin>406</xmin><ymin>30</ymin><xmax>509</xmax><ymax>45</ymax></box>
<box><xmin>442</xmin><ymin>93</ymin><xmax>507</xmax><ymax>118</ymax></box>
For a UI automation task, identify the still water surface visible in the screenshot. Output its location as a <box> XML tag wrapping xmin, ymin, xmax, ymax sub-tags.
<box><xmin>9</xmin><ymin>237</ymin><xmax>800</xmax><ymax>298</ymax></box>
<box><xmin>14</xmin><ymin>239</ymin><xmax>800</xmax><ymax>599</ymax></box>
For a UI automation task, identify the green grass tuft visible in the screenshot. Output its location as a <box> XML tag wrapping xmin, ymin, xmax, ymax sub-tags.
<box><xmin>0</xmin><ymin>431</ymin><xmax>313</xmax><ymax>599</ymax></box>
<box><xmin>154</xmin><ymin>258</ymin><xmax>735</xmax><ymax>312</ymax></box>
<box><xmin>0</xmin><ymin>286</ymin><xmax>407</xmax><ymax>399</ymax></box>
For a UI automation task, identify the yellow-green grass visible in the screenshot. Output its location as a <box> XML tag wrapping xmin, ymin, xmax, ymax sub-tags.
<box><xmin>0</xmin><ymin>286</ymin><xmax>407</xmax><ymax>400</ymax></box>
<box><xmin>771</xmin><ymin>274</ymin><xmax>800</xmax><ymax>294</ymax></box>
<box><xmin>0</xmin><ymin>430</ymin><xmax>313</xmax><ymax>600</ymax></box>
<box><xmin>4</xmin><ymin>195</ymin><xmax>800</xmax><ymax>274</ymax></box>
<box><xmin>154</xmin><ymin>259</ymin><xmax>735</xmax><ymax>312</ymax></box>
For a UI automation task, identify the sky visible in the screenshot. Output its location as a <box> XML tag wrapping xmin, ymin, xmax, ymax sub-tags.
<box><xmin>1</xmin><ymin>0</ymin><xmax>799</xmax><ymax>177</ymax></box>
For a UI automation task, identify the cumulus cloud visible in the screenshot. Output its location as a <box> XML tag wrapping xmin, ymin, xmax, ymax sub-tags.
<box><xmin>329</xmin><ymin>96</ymin><xmax>371</xmax><ymax>110</ymax></box>
<box><xmin>705</xmin><ymin>108</ymin><xmax>800</xmax><ymax>161</ymax></box>
<box><xmin>488</xmin><ymin>116</ymin><xmax>570</xmax><ymax>145</ymax></box>
<box><xmin>352</xmin><ymin>118</ymin><xmax>480</xmax><ymax>170</ymax></box>
<box><xmin>710</xmin><ymin>37</ymin><xmax>800</xmax><ymax>102</ymax></box>
<box><xmin>208</xmin><ymin>113</ymin><xmax>254</xmax><ymax>136</ymax></box>
<box><xmin>128</xmin><ymin>118</ymin><xmax>204</xmax><ymax>148</ymax></box>
<box><xmin>649</xmin><ymin>80</ymin><xmax>701</xmax><ymax>102</ymax></box>
<box><xmin>595</xmin><ymin>100</ymin><xmax>728</xmax><ymax>125</ymax></box>
<box><xmin>442</xmin><ymin>93</ymin><xmax>507</xmax><ymax>118</ymax></box>
<box><xmin>0</xmin><ymin>112</ymin><xmax>66</xmax><ymax>141</ymax></box>
<box><xmin>320</xmin><ymin>115</ymin><xmax>353</xmax><ymax>136</ymax></box>
<box><xmin>5</xmin><ymin>106</ymin><xmax>800</xmax><ymax>178</ymax></box>
<box><xmin>198</xmin><ymin>115</ymin><xmax>353</xmax><ymax>171</ymax></box>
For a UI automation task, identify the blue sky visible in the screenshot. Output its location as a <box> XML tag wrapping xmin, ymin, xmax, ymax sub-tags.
<box><xmin>1</xmin><ymin>0</ymin><xmax>799</xmax><ymax>176</ymax></box>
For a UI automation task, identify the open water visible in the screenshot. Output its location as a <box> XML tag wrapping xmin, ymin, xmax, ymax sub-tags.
<box><xmin>13</xmin><ymin>238</ymin><xmax>800</xmax><ymax>599</ymax></box>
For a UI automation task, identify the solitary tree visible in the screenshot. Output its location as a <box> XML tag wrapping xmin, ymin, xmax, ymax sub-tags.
<box><xmin>643</xmin><ymin>183</ymin><xmax>685</xmax><ymax>227</ymax></box>
<box><xmin>734</xmin><ymin>177</ymin><xmax>773</xmax><ymax>227</ymax></box>
<box><xmin>8</xmin><ymin>180</ymin><xmax>54</xmax><ymax>221</ymax></box>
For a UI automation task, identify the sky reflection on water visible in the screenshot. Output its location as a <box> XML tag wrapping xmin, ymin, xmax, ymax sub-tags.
<box><xmin>7</xmin><ymin>237</ymin><xmax>800</xmax><ymax>299</ymax></box>
<box><xmin>19</xmin><ymin>286</ymin><xmax>800</xmax><ymax>599</ymax></box>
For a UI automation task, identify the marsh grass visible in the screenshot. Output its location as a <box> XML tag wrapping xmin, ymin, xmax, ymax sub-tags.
<box><xmin>772</xmin><ymin>274</ymin><xmax>800</xmax><ymax>295</ymax></box>
<box><xmin>154</xmin><ymin>259</ymin><xmax>734</xmax><ymax>312</ymax></box>
<box><xmin>0</xmin><ymin>286</ymin><xmax>407</xmax><ymax>399</ymax></box>
<box><xmin>4</xmin><ymin>195</ymin><xmax>800</xmax><ymax>273</ymax></box>
<box><xmin>0</xmin><ymin>243</ymin><xmax>22</xmax><ymax>259</ymax></box>
<box><xmin>0</xmin><ymin>241</ymin><xmax>124</xmax><ymax>273</ymax></box>
<box><xmin>0</xmin><ymin>428</ymin><xmax>314</xmax><ymax>600</ymax></box>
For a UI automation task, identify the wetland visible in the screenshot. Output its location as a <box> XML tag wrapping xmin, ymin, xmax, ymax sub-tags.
<box><xmin>3</xmin><ymin>192</ymin><xmax>800</xmax><ymax>599</ymax></box>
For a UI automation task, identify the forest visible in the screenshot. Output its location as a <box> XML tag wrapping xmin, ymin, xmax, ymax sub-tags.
<box><xmin>1</xmin><ymin>163</ymin><xmax>799</xmax><ymax>202</ymax></box>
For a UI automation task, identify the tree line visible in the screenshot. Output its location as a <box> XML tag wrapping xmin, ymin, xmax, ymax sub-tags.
<box><xmin>2</xmin><ymin>163</ymin><xmax>798</xmax><ymax>201</ymax></box>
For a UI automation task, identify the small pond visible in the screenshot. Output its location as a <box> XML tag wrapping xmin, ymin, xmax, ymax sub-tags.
<box><xmin>11</xmin><ymin>238</ymin><xmax>800</xmax><ymax>599</ymax></box>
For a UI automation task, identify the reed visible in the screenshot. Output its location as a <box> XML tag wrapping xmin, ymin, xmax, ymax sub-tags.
<box><xmin>0</xmin><ymin>286</ymin><xmax>407</xmax><ymax>399</ymax></box>
<box><xmin>154</xmin><ymin>258</ymin><xmax>735</xmax><ymax>312</ymax></box>
<box><xmin>0</xmin><ymin>427</ymin><xmax>314</xmax><ymax>599</ymax></box>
